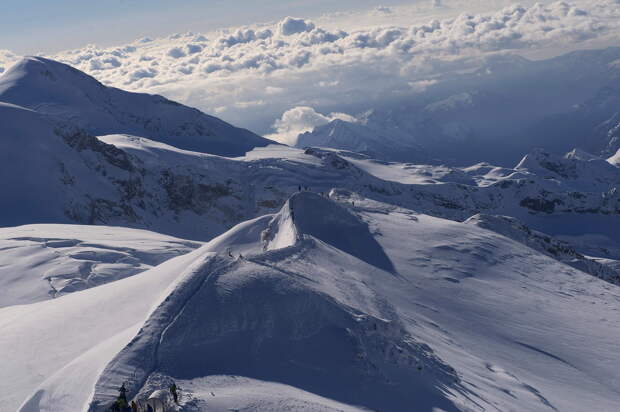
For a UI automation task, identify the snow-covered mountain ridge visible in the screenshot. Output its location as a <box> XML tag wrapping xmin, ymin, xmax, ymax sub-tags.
<box><xmin>2</xmin><ymin>76</ymin><xmax>619</xmax><ymax>264</ymax></box>
<box><xmin>0</xmin><ymin>57</ymin><xmax>273</xmax><ymax>156</ymax></box>
<box><xmin>5</xmin><ymin>110</ymin><xmax>620</xmax><ymax>284</ymax></box>
<box><xmin>2</xmin><ymin>57</ymin><xmax>617</xmax><ymax>239</ymax></box>
<box><xmin>4</xmin><ymin>192</ymin><xmax>620</xmax><ymax>411</ymax></box>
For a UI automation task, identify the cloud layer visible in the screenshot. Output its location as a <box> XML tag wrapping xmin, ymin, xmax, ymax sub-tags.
<box><xmin>268</xmin><ymin>106</ymin><xmax>356</xmax><ymax>145</ymax></box>
<box><xmin>1</xmin><ymin>1</ymin><xmax>619</xmax><ymax>143</ymax></box>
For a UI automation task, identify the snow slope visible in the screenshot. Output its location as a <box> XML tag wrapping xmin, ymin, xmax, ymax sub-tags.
<box><xmin>464</xmin><ymin>214</ymin><xmax>620</xmax><ymax>285</ymax></box>
<box><xmin>1</xmin><ymin>59</ymin><xmax>618</xmax><ymax>272</ymax></box>
<box><xmin>173</xmin><ymin>376</ymin><xmax>366</xmax><ymax>411</ymax></box>
<box><xmin>2</xmin><ymin>192</ymin><xmax>620</xmax><ymax>411</ymax></box>
<box><xmin>8</xmin><ymin>192</ymin><xmax>607</xmax><ymax>412</ymax></box>
<box><xmin>0</xmin><ymin>224</ymin><xmax>201</xmax><ymax>307</ymax></box>
<box><xmin>609</xmin><ymin>148</ymin><xmax>620</xmax><ymax>166</ymax></box>
<box><xmin>87</xmin><ymin>193</ymin><xmax>461</xmax><ymax>412</ymax></box>
<box><xmin>0</xmin><ymin>57</ymin><xmax>273</xmax><ymax>156</ymax></box>
<box><xmin>0</xmin><ymin>246</ymin><xmax>211</xmax><ymax>412</ymax></box>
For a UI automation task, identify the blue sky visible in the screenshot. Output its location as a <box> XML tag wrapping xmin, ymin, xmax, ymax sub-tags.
<box><xmin>1</xmin><ymin>0</ymin><xmax>409</xmax><ymax>54</ymax></box>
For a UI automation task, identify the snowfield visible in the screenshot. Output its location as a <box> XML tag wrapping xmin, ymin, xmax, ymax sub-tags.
<box><xmin>0</xmin><ymin>224</ymin><xmax>201</xmax><ymax>307</ymax></box>
<box><xmin>2</xmin><ymin>193</ymin><xmax>619</xmax><ymax>411</ymax></box>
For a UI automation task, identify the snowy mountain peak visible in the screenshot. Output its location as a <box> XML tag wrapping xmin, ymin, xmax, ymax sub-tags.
<box><xmin>297</xmin><ymin>118</ymin><xmax>428</xmax><ymax>163</ymax></box>
<box><xmin>609</xmin><ymin>148</ymin><xmax>620</xmax><ymax>166</ymax></box>
<box><xmin>515</xmin><ymin>147</ymin><xmax>620</xmax><ymax>186</ymax></box>
<box><xmin>0</xmin><ymin>56</ymin><xmax>106</xmax><ymax>109</ymax></box>
<box><xmin>263</xmin><ymin>191</ymin><xmax>395</xmax><ymax>272</ymax></box>
<box><xmin>0</xmin><ymin>56</ymin><xmax>274</xmax><ymax>156</ymax></box>
<box><xmin>564</xmin><ymin>148</ymin><xmax>600</xmax><ymax>161</ymax></box>
<box><xmin>515</xmin><ymin>148</ymin><xmax>554</xmax><ymax>170</ymax></box>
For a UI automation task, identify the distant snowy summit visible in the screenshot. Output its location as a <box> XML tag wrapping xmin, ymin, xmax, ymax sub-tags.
<box><xmin>0</xmin><ymin>56</ymin><xmax>273</xmax><ymax>156</ymax></box>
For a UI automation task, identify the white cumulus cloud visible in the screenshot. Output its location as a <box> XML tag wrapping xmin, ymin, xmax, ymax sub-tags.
<box><xmin>279</xmin><ymin>17</ymin><xmax>316</xmax><ymax>36</ymax></box>
<box><xmin>268</xmin><ymin>106</ymin><xmax>356</xmax><ymax>145</ymax></box>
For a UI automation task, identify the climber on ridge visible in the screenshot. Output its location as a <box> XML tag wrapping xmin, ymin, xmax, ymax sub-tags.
<box><xmin>110</xmin><ymin>383</ymin><xmax>129</xmax><ymax>411</ymax></box>
<box><xmin>170</xmin><ymin>381</ymin><xmax>179</xmax><ymax>404</ymax></box>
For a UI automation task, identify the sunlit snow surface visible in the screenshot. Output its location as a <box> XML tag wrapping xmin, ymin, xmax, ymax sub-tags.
<box><xmin>0</xmin><ymin>224</ymin><xmax>201</xmax><ymax>307</ymax></box>
<box><xmin>2</xmin><ymin>192</ymin><xmax>619</xmax><ymax>412</ymax></box>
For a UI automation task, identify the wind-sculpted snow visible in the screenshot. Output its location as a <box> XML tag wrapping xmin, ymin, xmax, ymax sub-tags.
<box><xmin>261</xmin><ymin>192</ymin><xmax>395</xmax><ymax>272</ymax></box>
<box><xmin>0</xmin><ymin>246</ymin><xmax>210</xmax><ymax>412</ymax></box>
<box><xmin>289</xmin><ymin>192</ymin><xmax>395</xmax><ymax>272</ymax></box>
<box><xmin>465</xmin><ymin>214</ymin><xmax>620</xmax><ymax>285</ymax></box>
<box><xmin>3</xmin><ymin>192</ymin><xmax>620</xmax><ymax>411</ymax></box>
<box><xmin>608</xmin><ymin>147</ymin><xmax>620</xmax><ymax>166</ymax></box>
<box><xmin>166</xmin><ymin>376</ymin><xmax>365</xmax><ymax>411</ymax></box>
<box><xmin>73</xmin><ymin>193</ymin><xmax>620</xmax><ymax>411</ymax></box>
<box><xmin>0</xmin><ymin>224</ymin><xmax>202</xmax><ymax>307</ymax></box>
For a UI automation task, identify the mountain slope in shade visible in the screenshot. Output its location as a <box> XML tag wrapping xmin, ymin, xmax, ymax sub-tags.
<box><xmin>465</xmin><ymin>214</ymin><xmax>620</xmax><ymax>285</ymax></box>
<box><xmin>3</xmin><ymin>102</ymin><xmax>619</xmax><ymax>268</ymax></box>
<box><xmin>0</xmin><ymin>57</ymin><xmax>274</xmax><ymax>156</ymax></box>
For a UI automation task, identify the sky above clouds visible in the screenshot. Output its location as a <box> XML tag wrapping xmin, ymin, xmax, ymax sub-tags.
<box><xmin>1</xmin><ymin>0</ymin><xmax>620</xmax><ymax>144</ymax></box>
<box><xmin>1</xmin><ymin>0</ymin><xmax>412</xmax><ymax>55</ymax></box>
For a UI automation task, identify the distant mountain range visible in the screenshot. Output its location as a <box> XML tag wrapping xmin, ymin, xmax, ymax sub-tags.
<box><xmin>298</xmin><ymin>48</ymin><xmax>620</xmax><ymax>166</ymax></box>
